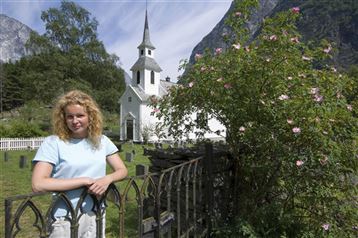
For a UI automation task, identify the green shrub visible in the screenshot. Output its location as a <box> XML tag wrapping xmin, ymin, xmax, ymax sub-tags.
<box><xmin>1</xmin><ymin>120</ymin><xmax>48</xmax><ymax>138</ymax></box>
<box><xmin>0</xmin><ymin>124</ymin><xmax>10</xmax><ymax>137</ymax></box>
<box><xmin>152</xmin><ymin>0</ymin><xmax>357</xmax><ymax>236</ymax></box>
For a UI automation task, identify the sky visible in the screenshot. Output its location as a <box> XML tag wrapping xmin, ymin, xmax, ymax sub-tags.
<box><xmin>1</xmin><ymin>0</ymin><xmax>232</xmax><ymax>82</ymax></box>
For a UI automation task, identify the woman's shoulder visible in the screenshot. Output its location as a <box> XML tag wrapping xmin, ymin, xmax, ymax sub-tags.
<box><xmin>100</xmin><ymin>134</ymin><xmax>111</xmax><ymax>142</ymax></box>
<box><xmin>43</xmin><ymin>135</ymin><xmax>60</xmax><ymax>142</ymax></box>
<box><xmin>41</xmin><ymin>135</ymin><xmax>65</xmax><ymax>146</ymax></box>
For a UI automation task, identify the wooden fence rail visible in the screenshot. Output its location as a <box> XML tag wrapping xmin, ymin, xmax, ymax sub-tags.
<box><xmin>0</xmin><ymin>137</ymin><xmax>45</xmax><ymax>151</ymax></box>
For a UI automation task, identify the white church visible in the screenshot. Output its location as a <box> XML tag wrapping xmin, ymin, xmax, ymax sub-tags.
<box><xmin>119</xmin><ymin>10</ymin><xmax>226</xmax><ymax>142</ymax></box>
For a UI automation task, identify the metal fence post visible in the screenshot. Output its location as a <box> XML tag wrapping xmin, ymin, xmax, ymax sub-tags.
<box><xmin>204</xmin><ymin>143</ymin><xmax>214</xmax><ymax>237</ymax></box>
<box><xmin>5</xmin><ymin>199</ymin><xmax>12</xmax><ymax>238</ymax></box>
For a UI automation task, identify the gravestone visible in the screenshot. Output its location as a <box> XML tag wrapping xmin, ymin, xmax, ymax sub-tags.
<box><xmin>126</xmin><ymin>152</ymin><xmax>134</xmax><ymax>162</ymax></box>
<box><xmin>136</xmin><ymin>164</ymin><xmax>148</xmax><ymax>176</ymax></box>
<box><xmin>19</xmin><ymin>155</ymin><xmax>27</xmax><ymax>168</ymax></box>
<box><xmin>4</xmin><ymin>151</ymin><xmax>9</xmax><ymax>162</ymax></box>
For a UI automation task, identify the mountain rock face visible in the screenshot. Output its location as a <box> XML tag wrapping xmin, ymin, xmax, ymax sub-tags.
<box><xmin>188</xmin><ymin>0</ymin><xmax>357</xmax><ymax>71</ymax></box>
<box><xmin>0</xmin><ymin>14</ymin><xmax>33</xmax><ymax>63</ymax></box>
<box><xmin>189</xmin><ymin>0</ymin><xmax>280</xmax><ymax>64</ymax></box>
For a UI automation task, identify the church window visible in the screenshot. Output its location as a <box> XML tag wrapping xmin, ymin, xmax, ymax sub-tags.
<box><xmin>141</xmin><ymin>49</ymin><xmax>144</xmax><ymax>55</ymax></box>
<box><xmin>137</xmin><ymin>71</ymin><xmax>140</xmax><ymax>84</ymax></box>
<box><xmin>151</xmin><ymin>71</ymin><xmax>155</xmax><ymax>84</ymax></box>
<box><xmin>128</xmin><ymin>97</ymin><xmax>132</xmax><ymax>102</ymax></box>
<box><xmin>148</xmin><ymin>49</ymin><xmax>152</xmax><ymax>55</ymax></box>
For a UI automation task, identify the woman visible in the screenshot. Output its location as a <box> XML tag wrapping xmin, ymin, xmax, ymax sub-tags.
<box><xmin>32</xmin><ymin>90</ymin><xmax>127</xmax><ymax>238</ymax></box>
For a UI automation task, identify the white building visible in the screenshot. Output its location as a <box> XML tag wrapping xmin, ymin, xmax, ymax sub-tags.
<box><xmin>119</xmin><ymin>11</ymin><xmax>226</xmax><ymax>142</ymax></box>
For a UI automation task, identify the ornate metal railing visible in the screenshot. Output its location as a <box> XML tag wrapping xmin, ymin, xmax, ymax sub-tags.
<box><xmin>4</xmin><ymin>144</ymin><xmax>234</xmax><ymax>238</ymax></box>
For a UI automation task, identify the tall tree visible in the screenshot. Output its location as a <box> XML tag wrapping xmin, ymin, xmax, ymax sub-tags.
<box><xmin>4</xmin><ymin>0</ymin><xmax>125</xmax><ymax>113</ymax></box>
<box><xmin>41</xmin><ymin>1</ymin><xmax>99</xmax><ymax>52</ymax></box>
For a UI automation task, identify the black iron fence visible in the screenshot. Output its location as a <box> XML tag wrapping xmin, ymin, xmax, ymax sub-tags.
<box><xmin>4</xmin><ymin>144</ymin><xmax>235</xmax><ymax>238</ymax></box>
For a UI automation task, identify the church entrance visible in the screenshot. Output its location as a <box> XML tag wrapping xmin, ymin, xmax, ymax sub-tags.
<box><xmin>126</xmin><ymin>119</ymin><xmax>134</xmax><ymax>140</ymax></box>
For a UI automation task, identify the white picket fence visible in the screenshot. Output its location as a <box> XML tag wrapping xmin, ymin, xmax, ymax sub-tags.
<box><xmin>0</xmin><ymin>137</ymin><xmax>45</xmax><ymax>151</ymax></box>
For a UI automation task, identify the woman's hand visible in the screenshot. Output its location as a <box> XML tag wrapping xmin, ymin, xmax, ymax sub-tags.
<box><xmin>87</xmin><ymin>176</ymin><xmax>112</xmax><ymax>196</ymax></box>
<box><xmin>87</xmin><ymin>152</ymin><xmax>128</xmax><ymax>196</ymax></box>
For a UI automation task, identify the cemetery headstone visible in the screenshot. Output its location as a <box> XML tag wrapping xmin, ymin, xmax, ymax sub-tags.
<box><xmin>4</xmin><ymin>151</ymin><xmax>9</xmax><ymax>162</ymax></box>
<box><xmin>136</xmin><ymin>164</ymin><xmax>148</xmax><ymax>176</ymax></box>
<box><xmin>19</xmin><ymin>155</ymin><xmax>28</xmax><ymax>168</ymax></box>
<box><xmin>126</xmin><ymin>152</ymin><xmax>134</xmax><ymax>162</ymax></box>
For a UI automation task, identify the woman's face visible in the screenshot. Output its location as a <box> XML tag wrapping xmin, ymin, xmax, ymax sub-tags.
<box><xmin>64</xmin><ymin>104</ymin><xmax>89</xmax><ymax>138</ymax></box>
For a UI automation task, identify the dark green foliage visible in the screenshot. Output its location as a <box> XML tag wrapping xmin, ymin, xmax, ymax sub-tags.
<box><xmin>2</xmin><ymin>0</ymin><xmax>125</xmax><ymax>113</ymax></box>
<box><xmin>0</xmin><ymin>120</ymin><xmax>48</xmax><ymax>137</ymax></box>
<box><xmin>154</xmin><ymin>0</ymin><xmax>357</xmax><ymax>236</ymax></box>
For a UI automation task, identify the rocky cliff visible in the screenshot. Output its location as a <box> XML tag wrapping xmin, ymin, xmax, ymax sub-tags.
<box><xmin>0</xmin><ymin>14</ymin><xmax>33</xmax><ymax>63</ymax></box>
<box><xmin>188</xmin><ymin>0</ymin><xmax>280</xmax><ymax>64</ymax></box>
<box><xmin>188</xmin><ymin>0</ymin><xmax>358</xmax><ymax>71</ymax></box>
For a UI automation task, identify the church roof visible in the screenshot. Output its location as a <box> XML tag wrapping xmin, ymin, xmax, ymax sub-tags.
<box><xmin>130</xmin><ymin>56</ymin><xmax>162</xmax><ymax>72</ymax></box>
<box><xmin>138</xmin><ymin>10</ymin><xmax>155</xmax><ymax>50</ymax></box>
<box><xmin>129</xmin><ymin>80</ymin><xmax>176</xmax><ymax>102</ymax></box>
<box><xmin>159</xmin><ymin>80</ymin><xmax>176</xmax><ymax>95</ymax></box>
<box><xmin>131</xmin><ymin>86</ymin><xmax>150</xmax><ymax>101</ymax></box>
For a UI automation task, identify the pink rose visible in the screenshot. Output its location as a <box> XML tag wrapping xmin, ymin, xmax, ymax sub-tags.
<box><xmin>232</xmin><ymin>43</ymin><xmax>241</xmax><ymax>50</ymax></box>
<box><xmin>278</xmin><ymin>94</ymin><xmax>289</xmax><ymax>100</ymax></box>
<box><xmin>310</xmin><ymin>87</ymin><xmax>319</xmax><ymax>95</ymax></box>
<box><xmin>290</xmin><ymin>37</ymin><xmax>300</xmax><ymax>43</ymax></box>
<box><xmin>296</xmin><ymin>160</ymin><xmax>304</xmax><ymax>166</ymax></box>
<box><xmin>313</xmin><ymin>94</ymin><xmax>324</xmax><ymax>102</ymax></box>
<box><xmin>269</xmin><ymin>35</ymin><xmax>277</xmax><ymax>41</ymax></box>
<box><xmin>287</xmin><ymin>119</ymin><xmax>294</xmax><ymax>125</ymax></box>
<box><xmin>320</xmin><ymin>155</ymin><xmax>328</xmax><ymax>166</ymax></box>
<box><xmin>292</xmin><ymin>127</ymin><xmax>301</xmax><ymax>134</ymax></box>
<box><xmin>291</xmin><ymin>7</ymin><xmax>300</xmax><ymax>14</ymax></box>
<box><xmin>323</xmin><ymin>44</ymin><xmax>332</xmax><ymax>54</ymax></box>
<box><xmin>322</xmin><ymin>223</ymin><xmax>330</xmax><ymax>231</ymax></box>
<box><xmin>224</xmin><ymin>83</ymin><xmax>232</xmax><ymax>89</ymax></box>
<box><xmin>195</xmin><ymin>53</ymin><xmax>202</xmax><ymax>60</ymax></box>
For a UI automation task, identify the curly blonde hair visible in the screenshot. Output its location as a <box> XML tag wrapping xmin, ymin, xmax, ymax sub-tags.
<box><xmin>52</xmin><ymin>90</ymin><xmax>103</xmax><ymax>149</ymax></box>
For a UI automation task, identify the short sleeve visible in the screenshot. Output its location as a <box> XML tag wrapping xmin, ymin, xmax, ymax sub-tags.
<box><xmin>33</xmin><ymin>136</ymin><xmax>59</xmax><ymax>166</ymax></box>
<box><xmin>102</xmin><ymin>135</ymin><xmax>118</xmax><ymax>156</ymax></box>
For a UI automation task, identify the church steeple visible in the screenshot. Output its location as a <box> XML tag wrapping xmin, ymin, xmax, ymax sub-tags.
<box><xmin>130</xmin><ymin>8</ymin><xmax>162</xmax><ymax>96</ymax></box>
<box><xmin>138</xmin><ymin>10</ymin><xmax>155</xmax><ymax>50</ymax></box>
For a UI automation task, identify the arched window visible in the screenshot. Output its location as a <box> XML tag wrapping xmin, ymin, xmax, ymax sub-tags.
<box><xmin>141</xmin><ymin>49</ymin><xmax>144</xmax><ymax>55</ymax></box>
<box><xmin>137</xmin><ymin>71</ymin><xmax>140</xmax><ymax>84</ymax></box>
<box><xmin>148</xmin><ymin>49</ymin><xmax>152</xmax><ymax>55</ymax></box>
<box><xmin>151</xmin><ymin>71</ymin><xmax>155</xmax><ymax>84</ymax></box>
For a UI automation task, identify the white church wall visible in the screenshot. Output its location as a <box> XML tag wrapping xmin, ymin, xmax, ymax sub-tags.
<box><xmin>139</xmin><ymin>103</ymin><xmax>163</xmax><ymax>141</ymax></box>
<box><xmin>119</xmin><ymin>87</ymin><xmax>141</xmax><ymax>141</ymax></box>
<box><xmin>182</xmin><ymin>112</ymin><xmax>226</xmax><ymax>142</ymax></box>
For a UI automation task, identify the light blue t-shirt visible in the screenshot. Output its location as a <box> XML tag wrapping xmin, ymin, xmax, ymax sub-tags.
<box><xmin>33</xmin><ymin>135</ymin><xmax>118</xmax><ymax>217</ymax></box>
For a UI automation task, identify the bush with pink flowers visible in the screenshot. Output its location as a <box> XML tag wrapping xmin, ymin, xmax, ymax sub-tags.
<box><xmin>151</xmin><ymin>0</ymin><xmax>357</xmax><ymax>236</ymax></box>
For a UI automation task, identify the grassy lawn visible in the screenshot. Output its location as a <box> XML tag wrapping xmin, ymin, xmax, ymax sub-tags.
<box><xmin>0</xmin><ymin>142</ymin><xmax>154</xmax><ymax>238</ymax></box>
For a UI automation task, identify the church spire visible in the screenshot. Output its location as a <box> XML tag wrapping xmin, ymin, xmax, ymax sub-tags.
<box><xmin>138</xmin><ymin>10</ymin><xmax>155</xmax><ymax>50</ymax></box>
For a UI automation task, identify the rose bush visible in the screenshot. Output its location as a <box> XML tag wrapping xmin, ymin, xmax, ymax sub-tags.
<box><xmin>151</xmin><ymin>0</ymin><xmax>357</xmax><ymax>236</ymax></box>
